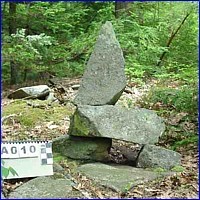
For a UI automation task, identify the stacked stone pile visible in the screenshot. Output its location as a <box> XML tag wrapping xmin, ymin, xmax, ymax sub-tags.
<box><xmin>53</xmin><ymin>21</ymin><xmax>181</xmax><ymax>170</ymax></box>
<box><xmin>5</xmin><ymin>22</ymin><xmax>183</xmax><ymax>198</ymax></box>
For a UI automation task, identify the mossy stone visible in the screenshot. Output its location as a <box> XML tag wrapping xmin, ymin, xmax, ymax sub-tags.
<box><xmin>53</xmin><ymin>135</ymin><xmax>112</xmax><ymax>162</ymax></box>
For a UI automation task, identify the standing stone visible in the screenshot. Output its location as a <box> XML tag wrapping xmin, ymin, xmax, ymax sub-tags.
<box><xmin>136</xmin><ymin>145</ymin><xmax>181</xmax><ymax>170</ymax></box>
<box><xmin>74</xmin><ymin>21</ymin><xmax>126</xmax><ymax>106</ymax></box>
<box><xmin>53</xmin><ymin>135</ymin><xmax>112</xmax><ymax>162</ymax></box>
<box><xmin>68</xmin><ymin>105</ymin><xmax>165</xmax><ymax>145</ymax></box>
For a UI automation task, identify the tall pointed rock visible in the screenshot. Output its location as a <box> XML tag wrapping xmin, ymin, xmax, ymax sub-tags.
<box><xmin>74</xmin><ymin>21</ymin><xmax>126</xmax><ymax>106</ymax></box>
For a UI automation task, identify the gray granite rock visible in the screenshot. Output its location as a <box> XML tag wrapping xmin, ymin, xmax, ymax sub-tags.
<box><xmin>68</xmin><ymin>105</ymin><xmax>165</xmax><ymax>144</ymax></box>
<box><xmin>77</xmin><ymin>163</ymin><xmax>174</xmax><ymax>192</ymax></box>
<box><xmin>53</xmin><ymin>135</ymin><xmax>112</xmax><ymax>162</ymax></box>
<box><xmin>8</xmin><ymin>176</ymin><xmax>77</xmax><ymax>199</ymax></box>
<box><xmin>53</xmin><ymin>162</ymin><xmax>64</xmax><ymax>173</ymax></box>
<box><xmin>74</xmin><ymin>21</ymin><xmax>126</xmax><ymax>106</ymax></box>
<box><xmin>136</xmin><ymin>145</ymin><xmax>181</xmax><ymax>170</ymax></box>
<box><xmin>8</xmin><ymin>85</ymin><xmax>50</xmax><ymax>99</ymax></box>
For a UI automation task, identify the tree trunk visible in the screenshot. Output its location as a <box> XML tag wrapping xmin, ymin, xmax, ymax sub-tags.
<box><xmin>9</xmin><ymin>3</ymin><xmax>17</xmax><ymax>85</ymax></box>
<box><xmin>23</xmin><ymin>3</ymin><xmax>32</xmax><ymax>82</ymax></box>
<box><xmin>115</xmin><ymin>2</ymin><xmax>131</xmax><ymax>18</ymax></box>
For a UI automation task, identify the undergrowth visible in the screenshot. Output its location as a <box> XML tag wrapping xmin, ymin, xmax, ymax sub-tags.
<box><xmin>138</xmin><ymin>79</ymin><xmax>198</xmax><ymax>151</ymax></box>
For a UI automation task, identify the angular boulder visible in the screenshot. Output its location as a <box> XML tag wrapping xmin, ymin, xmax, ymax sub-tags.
<box><xmin>136</xmin><ymin>145</ymin><xmax>181</xmax><ymax>170</ymax></box>
<box><xmin>8</xmin><ymin>85</ymin><xmax>50</xmax><ymax>99</ymax></box>
<box><xmin>68</xmin><ymin>105</ymin><xmax>165</xmax><ymax>144</ymax></box>
<box><xmin>77</xmin><ymin>163</ymin><xmax>175</xmax><ymax>193</ymax></box>
<box><xmin>74</xmin><ymin>21</ymin><xmax>126</xmax><ymax>106</ymax></box>
<box><xmin>53</xmin><ymin>135</ymin><xmax>112</xmax><ymax>162</ymax></box>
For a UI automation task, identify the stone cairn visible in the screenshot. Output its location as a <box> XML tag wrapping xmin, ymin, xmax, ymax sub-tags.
<box><xmin>53</xmin><ymin>21</ymin><xmax>181</xmax><ymax>170</ymax></box>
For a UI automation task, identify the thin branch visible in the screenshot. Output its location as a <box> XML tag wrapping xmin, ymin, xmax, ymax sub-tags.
<box><xmin>157</xmin><ymin>12</ymin><xmax>191</xmax><ymax>66</ymax></box>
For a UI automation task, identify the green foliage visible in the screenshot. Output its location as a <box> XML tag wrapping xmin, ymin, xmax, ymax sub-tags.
<box><xmin>2</xmin><ymin>29</ymin><xmax>54</xmax><ymax>82</ymax></box>
<box><xmin>171</xmin><ymin>135</ymin><xmax>198</xmax><ymax>151</ymax></box>
<box><xmin>140</xmin><ymin>78</ymin><xmax>197</xmax><ymax>150</ymax></box>
<box><xmin>1</xmin><ymin>160</ymin><xmax>18</xmax><ymax>179</ymax></box>
<box><xmin>114</xmin><ymin>2</ymin><xmax>197</xmax><ymax>83</ymax></box>
<box><xmin>2</xmin><ymin>2</ymin><xmax>198</xmax><ymax>84</ymax></box>
<box><xmin>145</xmin><ymin>85</ymin><xmax>197</xmax><ymax>114</ymax></box>
<box><xmin>122</xmin><ymin>181</ymin><xmax>134</xmax><ymax>194</ymax></box>
<box><xmin>154</xmin><ymin>62</ymin><xmax>198</xmax><ymax>85</ymax></box>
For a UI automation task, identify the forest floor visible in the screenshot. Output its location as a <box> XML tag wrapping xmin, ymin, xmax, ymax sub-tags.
<box><xmin>1</xmin><ymin>77</ymin><xmax>198</xmax><ymax>199</ymax></box>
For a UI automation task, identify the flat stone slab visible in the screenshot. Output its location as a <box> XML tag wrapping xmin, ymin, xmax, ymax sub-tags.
<box><xmin>8</xmin><ymin>85</ymin><xmax>50</xmax><ymax>99</ymax></box>
<box><xmin>69</xmin><ymin>105</ymin><xmax>165</xmax><ymax>144</ymax></box>
<box><xmin>136</xmin><ymin>145</ymin><xmax>181</xmax><ymax>170</ymax></box>
<box><xmin>77</xmin><ymin>163</ymin><xmax>174</xmax><ymax>192</ymax></box>
<box><xmin>8</xmin><ymin>176</ymin><xmax>82</xmax><ymax>199</ymax></box>
<box><xmin>74</xmin><ymin>21</ymin><xmax>126</xmax><ymax>106</ymax></box>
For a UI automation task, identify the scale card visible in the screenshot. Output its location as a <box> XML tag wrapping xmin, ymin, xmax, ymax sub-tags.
<box><xmin>1</xmin><ymin>141</ymin><xmax>53</xmax><ymax>179</ymax></box>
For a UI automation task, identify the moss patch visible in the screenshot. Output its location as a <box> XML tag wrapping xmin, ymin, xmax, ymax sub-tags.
<box><xmin>3</xmin><ymin>99</ymin><xmax>73</xmax><ymax>128</ymax></box>
<box><xmin>53</xmin><ymin>136</ymin><xmax>111</xmax><ymax>162</ymax></box>
<box><xmin>70</xmin><ymin>112</ymin><xmax>91</xmax><ymax>136</ymax></box>
<box><xmin>53</xmin><ymin>153</ymin><xmax>66</xmax><ymax>163</ymax></box>
<box><xmin>171</xmin><ymin>165</ymin><xmax>185</xmax><ymax>172</ymax></box>
<box><xmin>153</xmin><ymin>167</ymin><xmax>168</xmax><ymax>173</ymax></box>
<box><xmin>53</xmin><ymin>153</ymin><xmax>81</xmax><ymax>169</ymax></box>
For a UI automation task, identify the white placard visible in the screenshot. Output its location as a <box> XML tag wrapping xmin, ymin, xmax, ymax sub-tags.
<box><xmin>1</xmin><ymin>141</ymin><xmax>53</xmax><ymax>179</ymax></box>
